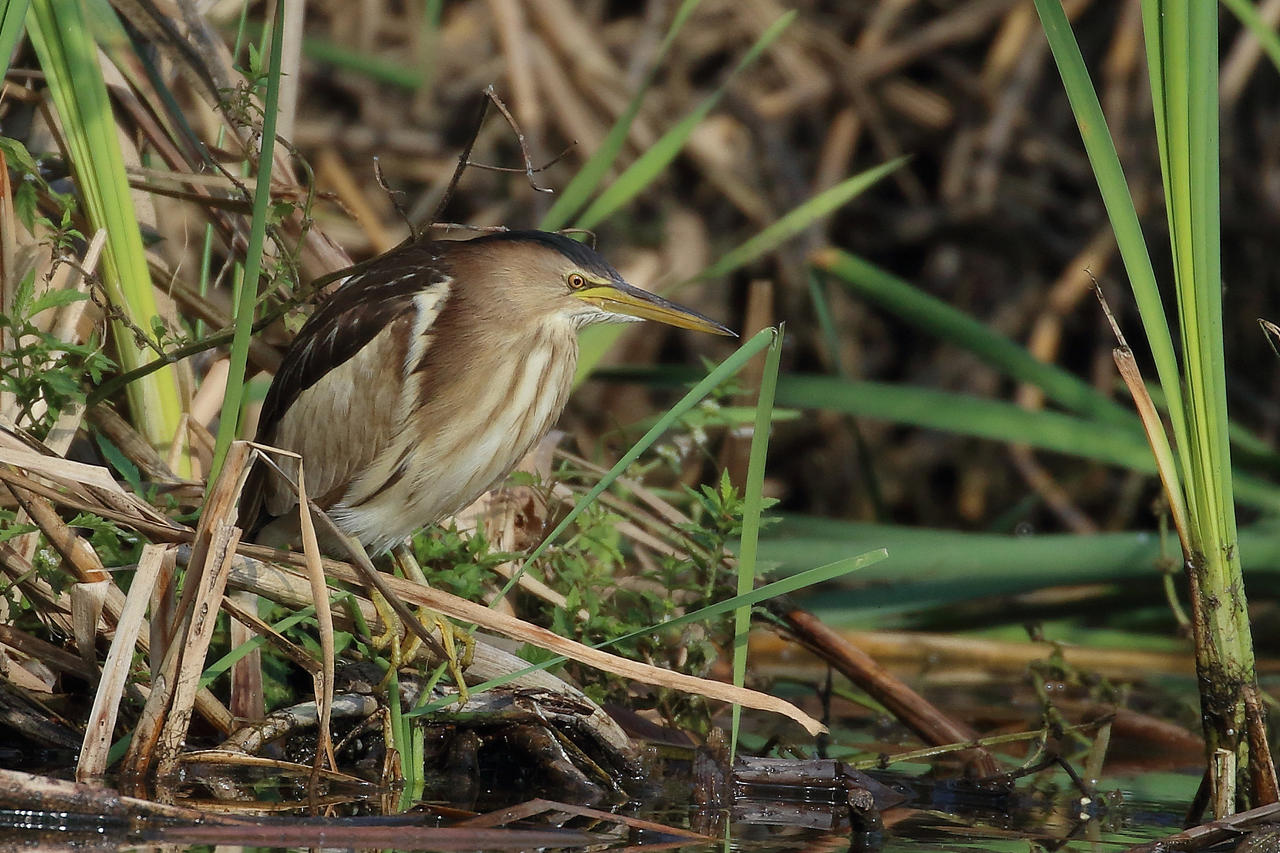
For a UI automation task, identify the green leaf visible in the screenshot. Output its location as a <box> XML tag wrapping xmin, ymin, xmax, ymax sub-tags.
<box><xmin>694</xmin><ymin>158</ymin><xmax>905</xmax><ymax>284</ymax></box>
<box><xmin>539</xmin><ymin>0</ymin><xmax>705</xmax><ymax>232</ymax></box>
<box><xmin>1031</xmin><ymin>0</ymin><xmax>1188</xmax><ymax>493</ymax></box>
<box><xmin>210</xmin><ymin>0</ymin><xmax>286</xmax><ymax>481</ymax></box>
<box><xmin>0</xmin><ymin>0</ymin><xmax>28</xmax><ymax>78</ymax></box>
<box><xmin>94</xmin><ymin>432</ymin><xmax>142</xmax><ymax>494</ymax></box>
<box><xmin>0</xmin><ymin>522</ymin><xmax>36</xmax><ymax>543</ymax></box>
<box><xmin>573</xmin><ymin>11</ymin><xmax>796</xmax><ymax>231</ymax></box>
<box><xmin>814</xmin><ymin>247</ymin><xmax>1135</xmax><ymax>426</ymax></box>
<box><xmin>778</xmin><ymin>372</ymin><xmax>1156</xmax><ymax>472</ymax></box>
<box><xmin>730</xmin><ymin>324</ymin><xmax>784</xmax><ymax>759</ymax></box>
<box><xmin>26</xmin><ymin>288</ymin><xmax>89</xmax><ymax>317</ymax></box>
<box><xmin>0</xmin><ymin>136</ymin><xmax>41</xmax><ymax>177</ymax></box>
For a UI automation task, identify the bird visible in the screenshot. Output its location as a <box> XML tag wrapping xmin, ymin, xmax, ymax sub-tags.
<box><xmin>240</xmin><ymin>229</ymin><xmax>735</xmax><ymax>554</ymax></box>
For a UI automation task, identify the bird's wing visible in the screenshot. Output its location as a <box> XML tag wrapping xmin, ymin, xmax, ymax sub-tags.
<box><xmin>239</xmin><ymin>241</ymin><xmax>452</xmax><ymax>533</ymax></box>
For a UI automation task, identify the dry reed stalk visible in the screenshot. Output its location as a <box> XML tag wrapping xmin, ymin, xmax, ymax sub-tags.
<box><xmin>236</xmin><ymin>537</ymin><xmax>827</xmax><ymax>735</ymax></box>
<box><xmin>77</xmin><ymin>543</ymin><xmax>172</xmax><ymax>781</ymax></box>
<box><xmin>294</xmin><ymin>461</ymin><xmax>336</xmax><ymax>774</ymax></box>
<box><xmin>157</xmin><ymin>442</ymin><xmax>253</xmax><ymax>769</ymax></box>
<box><xmin>121</xmin><ymin>441</ymin><xmax>252</xmax><ymax>785</ymax></box>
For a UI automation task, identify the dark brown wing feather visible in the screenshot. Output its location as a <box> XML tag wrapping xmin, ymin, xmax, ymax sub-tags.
<box><xmin>257</xmin><ymin>241</ymin><xmax>449</xmax><ymax>436</ymax></box>
<box><xmin>238</xmin><ymin>238</ymin><xmax>451</xmax><ymax>534</ymax></box>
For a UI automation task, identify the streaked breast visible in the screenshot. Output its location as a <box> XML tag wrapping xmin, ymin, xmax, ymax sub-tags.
<box><xmin>331</xmin><ymin>322</ymin><xmax>579</xmax><ymax>554</ymax></box>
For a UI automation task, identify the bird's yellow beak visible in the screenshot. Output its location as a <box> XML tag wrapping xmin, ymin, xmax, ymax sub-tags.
<box><xmin>576</xmin><ymin>282</ymin><xmax>736</xmax><ymax>336</ymax></box>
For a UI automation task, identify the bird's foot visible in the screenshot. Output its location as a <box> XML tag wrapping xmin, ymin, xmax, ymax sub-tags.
<box><xmin>425</xmin><ymin>612</ymin><xmax>474</xmax><ymax>705</ymax></box>
<box><xmin>369</xmin><ymin>586</ymin><xmax>472</xmax><ymax>705</ymax></box>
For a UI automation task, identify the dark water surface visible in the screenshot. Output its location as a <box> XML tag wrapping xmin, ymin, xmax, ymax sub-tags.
<box><xmin>0</xmin><ymin>766</ymin><xmax>1209</xmax><ymax>852</ymax></box>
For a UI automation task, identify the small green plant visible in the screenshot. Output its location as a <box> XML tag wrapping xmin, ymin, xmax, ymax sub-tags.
<box><xmin>523</xmin><ymin>456</ymin><xmax>776</xmax><ymax>732</ymax></box>
<box><xmin>0</xmin><ymin>269</ymin><xmax>113</xmax><ymax>438</ymax></box>
<box><xmin>411</xmin><ymin>524</ymin><xmax>511</xmax><ymax>602</ymax></box>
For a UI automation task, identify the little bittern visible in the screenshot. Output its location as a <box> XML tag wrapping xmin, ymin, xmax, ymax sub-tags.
<box><xmin>242</xmin><ymin>230</ymin><xmax>733</xmax><ymax>553</ymax></box>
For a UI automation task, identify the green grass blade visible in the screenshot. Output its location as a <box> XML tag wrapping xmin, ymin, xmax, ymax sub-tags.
<box><xmin>1031</xmin><ymin>0</ymin><xmax>1189</xmax><ymax>480</ymax></box>
<box><xmin>776</xmin><ymin>373</ymin><xmax>1159</xmax><ymax>473</ymax></box>
<box><xmin>760</xmin><ymin>516</ymin><xmax>1280</xmax><ymax>627</ymax></box>
<box><xmin>539</xmin><ymin>0</ymin><xmax>703</xmax><ymax>232</ymax></box>
<box><xmin>574</xmin><ymin>154</ymin><xmax>888</xmax><ymax>383</ymax></box>
<box><xmin>1193</xmin><ymin>0</ymin><xmax>1233</xmax><ymax>536</ymax></box>
<box><xmin>778</xmin><ymin>374</ymin><xmax>1279</xmax><ymax>512</ymax></box>
<box><xmin>596</xmin><ymin>363</ymin><xmax>1280</xmax><ymax>511</ymax></box>
<box><xmin>1150</xmin><ymin>1</ymin><xmax>1255</xmax><ymax>784</ymax></box>
<box><xmin>730</xmin><ymin>325</ymin><xmax>783</xmax><ymax>760</ymax></box>
<box><xmin>1185</xmin><ymin>0</ymin><xmax>1236</xmax><ymax>549</ymax></box>
<box><xmin>210</xmin><ymin>2</ymin><xmax>285</xmax><ymax>481</ymax></box>
<box><xmin>814</xmin><ymin>247</ymin><xmax>1135</xmax><ymax>426</ymax></box>
<box><xmin>1222</xmin><ymin>0</ymin><xmax>1280</xmax><ymax>76</ymax></box>
<box><xmin>0</xmin><ymin>0</ymin><xmax>28</xmax><ymax>75</ymax></box>
<box><xmin>808</xmin><ymin>270</ymin><xmax>847</xmax><ymax>375</ymax></box>
<box><xmin>200</xmin><ymin>604</ymin><xmax>318</xmax><ymax>690</ymax></box>
<box><xmin>26</xmin><ymin>0</ymin><xmax>185</xmax><ymax>465</ymax></box>
<box><xmin>821</xmin><ymin>247</ymin><xmax>1280</xmax><ymax>470</ymax></box>
<box><xmin>692</xmin><ymin>158</ymin><xmax>906</xmax><ymax>284</ymax></box>
<box><xmin>573</xmin><ymin>11</ymin><xmax>795</xmax><ymax>231</ymax></box>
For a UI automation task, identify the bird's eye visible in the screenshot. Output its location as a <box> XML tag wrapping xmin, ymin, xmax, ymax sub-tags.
<box><xmin>567</xmin><ymin>273</ymin><xmax>587</xmax><ymax>290</ymax></box>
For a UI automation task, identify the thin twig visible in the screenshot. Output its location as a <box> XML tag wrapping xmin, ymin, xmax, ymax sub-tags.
<box><xmin>466</xmin><ymin>141</ymin><xmax>576</xmax><ymax>178</ymax></box>
<box><xmin>479</xmin><ymin>84</ymin><xmax>555</xmax><ymax>194</ymax></box>
<box><xmin>556</xmin><ymin>227</ymin><xmax>597</xmax><ymax>248</ymax></box>
<box><xmin>420</xmin><ymin>91</ymin><xmax>491</xmax><ymax>236</ymax></box>
<box><xmin>372</xmin><ymin>157</ymin><xmax>414</xmax><ymax>237</ymax></box>
<box><xmin>1258</xmin><ymin>318</ymin><xmax>1280</xmax><ymax>359</ymax></box>
<box><xmin>426</xmin><ymin>223</ymin><xmax>510</xmax><ymax>235</ymax></box>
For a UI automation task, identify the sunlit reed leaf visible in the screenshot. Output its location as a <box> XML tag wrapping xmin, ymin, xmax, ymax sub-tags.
<box><xmin>26</xmin><ymin>0</ymin><xmax>185</xmax><ymax>466</ymax></box>
<box><xmin>778</xmin><ymin>373</ymin><xmax>1156</xmax><ymax>472</ymax></box>
<box><xmin>1032</xmin><ymin>0</ymin><xmax>1188</xmax><ymax>481</ymax></box>
<box><xmin>0</xmin><ymin>0</ymin><xmax>28</xmax><ymax>76</ymax></box>
<box><xmin>730</xmin><ymin>325</ymin><xmax>783</xmax><ymax>760</ymax></box>
<box><xmin>692</xmin><ymin>159</ymin><xmax>904</xmax><ymax>285</ymax></box>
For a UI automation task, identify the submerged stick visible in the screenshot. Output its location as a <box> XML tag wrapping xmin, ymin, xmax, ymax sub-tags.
<box><xmin>764</xmin><ymin>598</ymin><xmax>999</xmax><ymax>777</ymax></box>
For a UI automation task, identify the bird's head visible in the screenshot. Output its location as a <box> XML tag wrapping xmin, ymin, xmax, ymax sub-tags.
<box><xmin>449</xmin><ymin>230</ymin><xmax>736</xmax><ymax>336</ymax></box>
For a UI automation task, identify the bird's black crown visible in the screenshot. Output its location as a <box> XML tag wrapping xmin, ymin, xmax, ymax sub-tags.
<box><xmin>471</xmin><ymin>230</ymin><xmax>623</xmax><ymax>282</ymax></box>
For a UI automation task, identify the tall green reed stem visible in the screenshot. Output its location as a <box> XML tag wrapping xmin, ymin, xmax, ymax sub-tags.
<box><xmin>1034</xmin><ymin>0</ymin><xmax>1275</xmax><ymax>810</ymax></box>
<box><xmin>209</xmin><ymin>2</ymin><xmax>285</xmax><ymax>483</ymax></box>
<box><xmin>26</xmin><ymin>1</ymin><xmax>187</xmax><ymax>469</ymax></box>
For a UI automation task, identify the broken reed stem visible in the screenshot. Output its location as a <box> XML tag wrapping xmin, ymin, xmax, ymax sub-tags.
<box><xmin>77</xmin><ymin>543</ymin><xmax>171</xmax><ymax>781</ymax></box>
<box><xmin>1110</xmin><ymin>347</ymin><xmax>1191</xmax><ymax>555</ymax></box>
<box><xmin>296</xmin><ymin>462</ymin><xmax>337</xmax><ymax>777</ymax></box>
<box><xmin>121</xmin><ymin>441</ymin><xmax>253</xmax><ymax>786</ymax></box>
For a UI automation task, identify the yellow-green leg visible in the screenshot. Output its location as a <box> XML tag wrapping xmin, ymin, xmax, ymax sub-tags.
<box><xmin>388</xmin><ymin>544</ymin><xmax>473</xmax><ymax>703</ymax></box>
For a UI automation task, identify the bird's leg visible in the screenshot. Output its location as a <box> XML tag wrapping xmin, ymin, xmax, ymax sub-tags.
<box><xmin>389</xmin><ymin>543</ymin><xmax>475</xmax><ymax>703</ymax></box>
<box><xmin>369</xmin><ymin>589</ymin><xmax>406</xmax><ymax>688</ymax></box>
